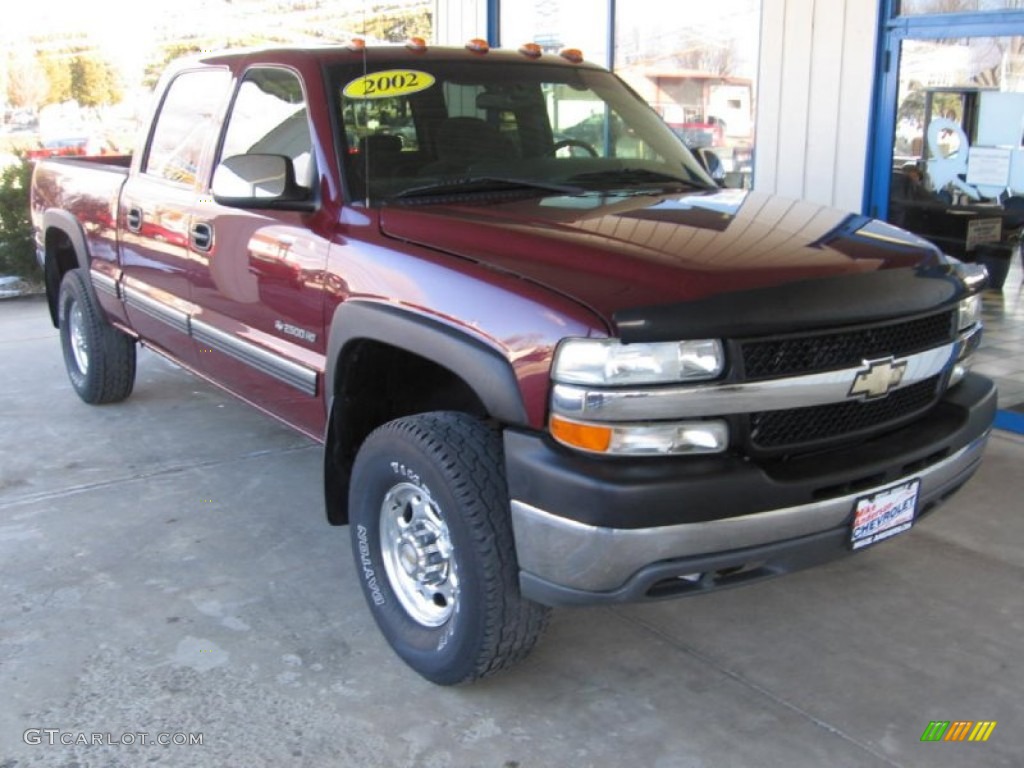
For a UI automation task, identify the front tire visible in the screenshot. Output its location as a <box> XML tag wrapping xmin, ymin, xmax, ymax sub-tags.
<box><xmin>349</xmin><ymin>412</ymin><xmax>550</xmax><ymax>685</ymax></box>
<box><xmin>59</xmin><ymin>268</ymin><xmax>136</xmax><ymax>404</ymax></box>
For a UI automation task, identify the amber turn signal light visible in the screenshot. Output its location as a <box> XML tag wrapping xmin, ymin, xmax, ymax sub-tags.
<box><xmin>549</xmin><ymin>415</ymin><xmax>612</xmax><ymax>453</ymax></box>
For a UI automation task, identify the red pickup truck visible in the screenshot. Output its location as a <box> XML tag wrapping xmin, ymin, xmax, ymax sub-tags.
<box><xmin>31</xmin><ymin>42</ymin><xmax>995</xmax><ymax>685</ymax></box>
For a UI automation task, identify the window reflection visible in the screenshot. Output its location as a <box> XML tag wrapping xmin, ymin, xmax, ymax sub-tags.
<box><xmin>501</xmin><ymin>0</ymin><xmax>761</xmax><ymax>190</ymax></box>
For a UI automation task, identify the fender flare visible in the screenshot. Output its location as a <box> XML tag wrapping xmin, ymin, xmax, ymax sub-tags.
<box><xmin>324</xmin><ymin>300</ymin><xmax>529</xmax><ymax>427</ymax></box>
<box><xmin>42</xmin><ymin>209</ymin><xmax>91</xmax><ymax>269</ymax></box>
<box><xmin>41</xmin><ymin>209</ymin><xmax>97</xmax><ymax>326</ymax></box>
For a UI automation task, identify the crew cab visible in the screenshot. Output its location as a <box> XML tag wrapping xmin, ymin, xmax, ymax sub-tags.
<box><xmin>30</xmin><ymin>41</ymin><xmax>996</xmax><ymax>685</ymax></box>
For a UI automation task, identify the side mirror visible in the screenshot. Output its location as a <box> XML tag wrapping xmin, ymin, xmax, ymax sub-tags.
<box><xmin>211</xmin><ymin>154</ymin><xmax>312</xmax><ymax>210</ymax></box>
<box><xmin>692</xmin><ymin>147</ymin><xmax>726</xmax><ymax>185</ymax></box>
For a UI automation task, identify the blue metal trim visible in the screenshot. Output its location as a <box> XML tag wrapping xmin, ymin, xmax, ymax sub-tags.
<box><xmin>995</xmin><ymin>409</ymin><xmax>1024</xmax><ymax>434</ymax></box>
<box><xmin>864</xmin><ymin>0</ymin><xmax>900</xmax><ymax>217</ymax></box>
<box><xmin>608</xmin><ymin>0</ymin><xmax>617</xmax><ymax>70</ymax></box>
<box><xmin>889</xmin><ymin>8</ymin><xmax>1024</xmax><ymax>35</ymax></box>
<box><xmin>487</xmin><ymin>0</ymin><xmax>500</xmax><ymax>46</ymax></box>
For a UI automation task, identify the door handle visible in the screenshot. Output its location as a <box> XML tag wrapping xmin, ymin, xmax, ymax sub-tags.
<box><xmin>191</xmin><ymin>222</ymin><xmax>213</xmax><ymax>252</ymax></box>
<box><xmin>126</xmin><ymin>206</ymin><xmax>142</xmax><ymax>232</ymax></box>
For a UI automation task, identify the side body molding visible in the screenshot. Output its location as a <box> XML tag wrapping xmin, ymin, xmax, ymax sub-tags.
<box><xmin>324</xmin><ymin>300</ymin><xmax>529</xmax><ymax>427</ymax></box>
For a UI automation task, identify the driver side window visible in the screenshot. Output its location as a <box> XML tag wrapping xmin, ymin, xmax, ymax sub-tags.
<box><xmin>220</xmin><ymin>68</ymin><xmax>314</xmax><ymax>190</ymax></box>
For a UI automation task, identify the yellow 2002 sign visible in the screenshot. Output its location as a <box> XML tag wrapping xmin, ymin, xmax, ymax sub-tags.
<box><xmin>343</xmin><ymin>70</ymin><xmax>435</xmax><ymax>99</ymax></box>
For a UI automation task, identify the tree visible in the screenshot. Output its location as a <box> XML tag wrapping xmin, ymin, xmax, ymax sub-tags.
<box><xmin>70</xmin><ymin>55</ymin><xmax>122</xmax><ymax>107</ymax></box>
<box><xmin>0</xmin><ymin>158</ymin><xmax>37</xmax><ymax>280</ymax></box>
<box><xmin>0</xmin><ymin>55</ymin><xmax>8</xmax><ymax>107</ymax></box>
<box><xmin>41</xmin><ymin>55</ymin><xmax>72</xmax><ymax>104</ymax></box>
<box><xmin>143</xmin><ymin>42</ymin><xmax>206</xmax><ymax>89</ymax></box>
<box><xmin>7</xmin><ymin>54</ymin><xmax>50</xmax><ymax>111</ymax></box>
<box><xmin>357</xmin><ymin>7</ymin><xmax>432</xmax><ymax>43</ymax></box>
<box><xmin>675</xmin><ymin>43</ymin><xmax>736</xmax><ymax>76</ymax></box>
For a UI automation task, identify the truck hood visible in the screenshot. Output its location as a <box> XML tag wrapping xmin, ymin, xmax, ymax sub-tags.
<box><xmin>379</xmin><ymin>188</ymin><xmax>957</xmax><ymax>338</ymax></box>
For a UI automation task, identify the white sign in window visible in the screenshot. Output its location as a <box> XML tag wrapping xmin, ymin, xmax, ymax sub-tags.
<box><xmin>966</xmin><ymin>146</ymin><xmax>1012</xmax><ymax>187</ymax></box>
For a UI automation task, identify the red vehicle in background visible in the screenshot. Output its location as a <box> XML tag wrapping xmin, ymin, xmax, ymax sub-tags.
<box><xmin>25</xmin><ymin>140</ymin><xmax>86</xmax><ymax>161</ymax></box>
<box><xmin>669</xmin><ymin>114</ymin><xmax>726</xmax><ymax>149</ymax></box>
<box><xmin>24</xmin><ymin>136</ymin><xmax>110</xmax><ymax>161</ymax></box>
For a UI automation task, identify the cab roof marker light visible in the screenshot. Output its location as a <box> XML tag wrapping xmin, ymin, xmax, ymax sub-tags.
<box><xmin>406</xmin><ymin>37</ymin><xmax>428</xmax><ymax>52</ymax></box>
<box><xmin>347</xmin><ymin>38</ymin><xmax>366</xmax><ymax>51</ymax></box>
<box><xmin>559</xmin><ymin>48</ymin><xmax>584</xmax><ymax>63</ymax></box>
<box><xmin>466</xmin><ymin>38</ymin><xmax>490</xmax><ymax>54</ymax></box>
<box><xmin>519</xmin><ymin>43</ymin><xmax>543</xmax><ymax>58</ymax></box>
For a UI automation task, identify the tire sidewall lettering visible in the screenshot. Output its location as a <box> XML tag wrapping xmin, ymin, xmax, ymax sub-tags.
<box><xmin>347</xmin><ymin>413</ymin><xmax>545</xmax><ymax>684</ymax></box>
<box><xmin>353</xmin><ymin>451</ymin><xmax>464</xmax><ymax>650</ymax></box>
<box><xmin>388</xmin><ymin>460</ymin><xmax>433</xmax><ymax>501</ymax></box>
<box><xmin>355</xmin><ymin>523</ymin><xmax>386</xmax><ymax>606</ymax></box>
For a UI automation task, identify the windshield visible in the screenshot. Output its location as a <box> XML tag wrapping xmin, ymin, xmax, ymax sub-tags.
<box><xmin>330</xmin><ymin>58</ymin><xmax>716</xmax><ymax>204</ymax></box>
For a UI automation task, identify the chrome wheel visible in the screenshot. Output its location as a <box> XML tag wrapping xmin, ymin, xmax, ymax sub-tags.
<box><xmin>69</xmin><ymin>300</ymin><xmax>90</xmax><ymax>373</ymax></box>
<box><xmin>350</xmin><ymin>413</ymin><xmax>550</xmax><ymax>684</ymax></box>
<box><xmin>58</xmin><ymin>268</ymin><xmax>136</xmax><ymax>404</ymax></box>
<box><xmin>379</xmin><ymin>481</ymin><xmax>458</xmax><ymax>627</ymax></box>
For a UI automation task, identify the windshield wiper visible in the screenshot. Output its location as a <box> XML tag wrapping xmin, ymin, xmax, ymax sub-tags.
<box><xmin>391</xmin><ymin>176</ymin><xmax>584</xmax><ymax>200</ymax></box>
<box><xmin>567</xmin><ymin>168</ymin><xmax>715</xmax><ymax>192</ymax></box>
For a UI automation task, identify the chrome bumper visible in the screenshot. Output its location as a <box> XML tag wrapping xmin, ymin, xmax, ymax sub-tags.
<box><xmin>510</xmin><ymin>431</ymin><xmax>989</xmax><ymax>599</ymax></box>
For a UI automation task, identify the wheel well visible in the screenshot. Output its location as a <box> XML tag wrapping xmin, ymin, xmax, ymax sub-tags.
<box><xmin>324</xmin><ymin>339</ymin><xmax>490</xmax><ymax>525</ymax></box>
<box><xmin>43</xmin><ymin>228</ymin><xmax>80</xmax><ymax>327</ymax></box>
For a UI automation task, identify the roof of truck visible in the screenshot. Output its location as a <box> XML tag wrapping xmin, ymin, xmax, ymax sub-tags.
<box><xmin>171</xmin><ymin>41</ymin><xmax>605</xmax><ymax>72</ymax></box>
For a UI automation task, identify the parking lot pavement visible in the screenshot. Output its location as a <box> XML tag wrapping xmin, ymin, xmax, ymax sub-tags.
<box><xmin>2</xmin><ymin>294</ymin><xmax>1022</xmax><ymax>768</ymax></box>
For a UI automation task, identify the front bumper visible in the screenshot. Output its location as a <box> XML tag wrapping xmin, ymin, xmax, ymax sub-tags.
<box><xmin>505</xmin><ymin>373</ymin><xmax>996</xmax><ymax>606</ymax></box>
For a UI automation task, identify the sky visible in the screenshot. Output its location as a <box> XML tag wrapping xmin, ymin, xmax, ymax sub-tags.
<box><xmin>5</xmin><ymin>0</ymin><xmax>762</xmax><ymax>95</ymax></box>
<box><xmin>4</xmin><ymin>0</ymin><xmax>394</xmax><ymax>90</ymax></box>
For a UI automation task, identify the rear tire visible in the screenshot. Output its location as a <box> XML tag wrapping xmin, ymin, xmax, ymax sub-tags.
<box><xmin>59</xmin><ymin>268</ymin><xmax>136</xmax><ymax>404</ymax></box>
<box><xmin>349</xmin><ymin>412</ymin><xmax>550</xmax><ymax>685</ymax></box>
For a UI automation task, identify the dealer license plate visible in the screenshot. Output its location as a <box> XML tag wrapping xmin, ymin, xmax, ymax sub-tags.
<box><xmin>850</xmin><ymin>480</ymin><xmax>920</xmax><ymax>550</ymax></box>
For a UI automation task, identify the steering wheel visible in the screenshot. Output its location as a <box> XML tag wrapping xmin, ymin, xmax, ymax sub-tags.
<box><xmin>553</xmin><ymin>138</ymin><xmax>599</xmax><ymax>157</ymax></box>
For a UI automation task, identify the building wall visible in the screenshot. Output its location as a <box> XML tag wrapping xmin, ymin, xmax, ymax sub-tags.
<box><xmin>755</xmin><ymin>0</ymin><xmax>880</xmax><ymax>213</ymax></box>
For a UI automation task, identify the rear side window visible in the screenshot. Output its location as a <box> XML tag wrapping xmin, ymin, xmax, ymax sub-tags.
<box><xmin>218</xmin><ymin>68</ymin><xmax>314</xmax><ymax>189</ymax></box>
<box><xmin>144</xmin><ymin>69</ymin><xmax>231</xmax><ymax>186</ymax></box>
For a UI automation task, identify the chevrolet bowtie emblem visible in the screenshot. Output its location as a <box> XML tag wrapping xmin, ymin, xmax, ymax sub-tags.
<box><xmin>849</xmin><ymin>357</ymin><xmax>907</xmax><ymax>400</ymax></box>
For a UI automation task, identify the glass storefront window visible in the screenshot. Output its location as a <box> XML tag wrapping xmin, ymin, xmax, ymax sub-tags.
<box><xmin>888</xmin><ymin>35</ymin><xmax>1024</xmax><ymax>262</ymax></box>
<box><xmin>899</xmin><ymin>1</ymin><xmax>1024</xmax><ymax>15</ymax></box>
<box><xmin>345</xmin><ymin>0</ymin><xmax>433</xmax><ymax>42</ymax></box>
<box><xmin>500</xmin><ymin>0</ymin><xmax>610</xmax><ymax>67</ymax></box>
<box><xmin>613</xmin><ymin>0</ymin><xmax>760</xmax><ymax>188</ymax></box>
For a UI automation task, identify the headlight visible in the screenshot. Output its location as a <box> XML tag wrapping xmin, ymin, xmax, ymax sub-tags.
<box><xmin>949</xmin><ymin>324</ymin><xmax>983</xmax><ymax>387</ymax></box>
<box><xmin>552</xmin><ymin>338</ymin><xmax>725</xmax><ymax>385</ymax></box>
<box><xmin>957</xmin><ymin>294</ymin><xmax>981</xmax><ymax>331</ymax></box>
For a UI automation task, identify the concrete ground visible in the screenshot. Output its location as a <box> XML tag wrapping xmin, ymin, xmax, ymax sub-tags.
<box><xmin>1</xmin><ymin>294</ymin><xmax>1022</xmax><ymax>768</ymax></box>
